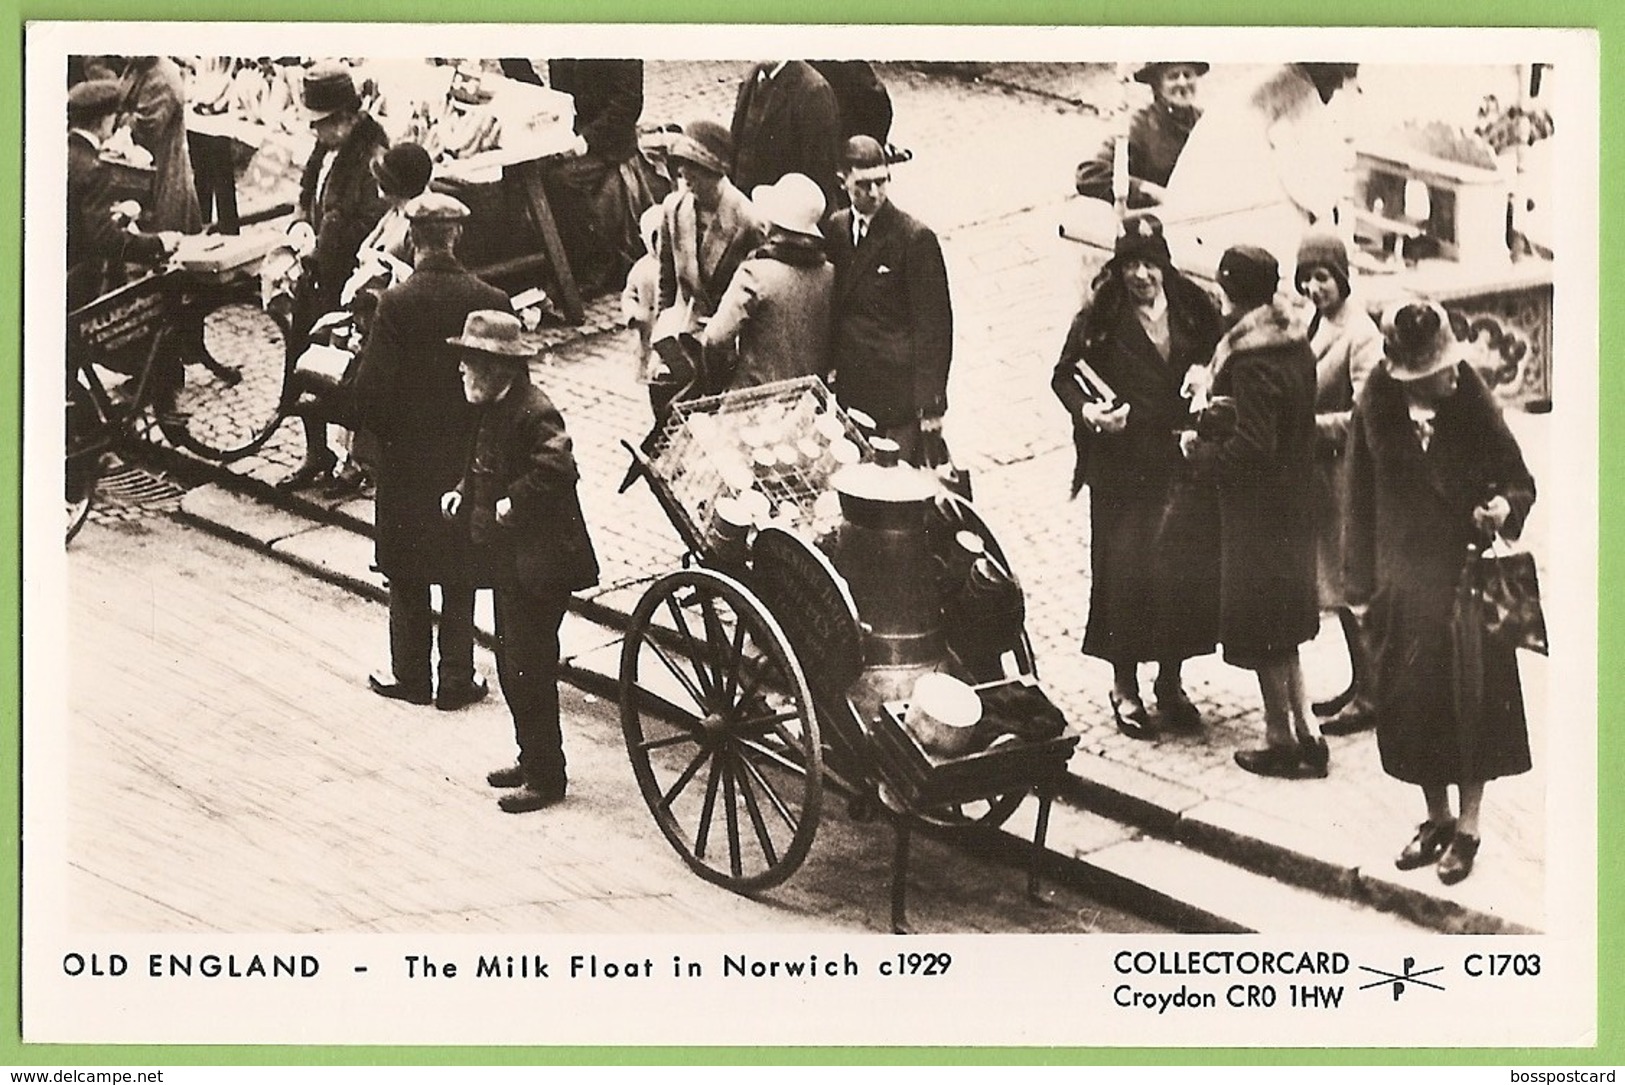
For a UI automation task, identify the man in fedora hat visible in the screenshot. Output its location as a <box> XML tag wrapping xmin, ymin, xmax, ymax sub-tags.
<box><xmin>822</xmin><ymin>135</ymin><xmax>954</xmax><ymax>464</ymax></box>
<box><xmin>1076</xmin><ymin>62</ymin><xmax>1209</xmax><ymax>209</ymax></box>
<box><xmin>696</xmin><ymin>172</ymin><xmax>833</xmax><ymax>392</ymax></box>
<box><xmin>288</xmin><ymin>62</ymin><xmax>390</xmax><ymax>337</ymax></box>
<box><xmin>67</xmin><ymin>78</ymin><xmax>179</xmax><ymax>309</ymax></box>
<box><xmin>439</xmin><ymin>311</ymin><xmax>600</xmax><ymax>813</ymax></box>
<box><xmin>351</xmin><ymin>193</ymin><xmax>512</xmax><ymax>712</ymax></box>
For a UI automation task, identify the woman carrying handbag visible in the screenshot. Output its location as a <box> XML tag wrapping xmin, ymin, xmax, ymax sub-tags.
<box><xmin>1347</xmin><ymin>301</ymin><xmax>1537</xmax><ymax>885</ymax></box>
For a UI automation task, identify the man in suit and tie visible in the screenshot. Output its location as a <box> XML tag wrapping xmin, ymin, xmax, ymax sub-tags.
<box><xmin>822</xmin><ymin>135</ymin><xmax>954</xmax><ymax>463</ymax></box>
<box><xmin>730</xmin><ymin>61</ymin><xmax>841</xmax><ymax>209</ymax></box>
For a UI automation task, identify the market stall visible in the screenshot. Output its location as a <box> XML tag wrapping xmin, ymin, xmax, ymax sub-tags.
<box><xmin>183</xmin><ymin>57</ymin><xmax>590</xmax><ymax>323</ymax></box>
<box><xmin>1058</xmin><ymin>62</ymin><xmax>1555</xmax><ymax>412</ymax></box>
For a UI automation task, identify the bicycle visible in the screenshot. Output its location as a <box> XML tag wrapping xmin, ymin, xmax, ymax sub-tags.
<box><xmin>66</xmin><ymin>259</ymin><xmax>290</xmax><ymax>543</ymax></box>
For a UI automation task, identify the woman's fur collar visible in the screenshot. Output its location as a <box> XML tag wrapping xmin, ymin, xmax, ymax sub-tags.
<box><xmin>1225</xmin><ymin>292</ymin><xmax>1313</xmax><ymax>353</ymax></box>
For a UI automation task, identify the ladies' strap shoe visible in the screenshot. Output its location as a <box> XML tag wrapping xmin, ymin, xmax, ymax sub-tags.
<box><xmin>1437</xmin><ymin>832</ymin><xmax>1481</xmax><ymax>885</ymax></box>
<box><xmin>1395</xmin><ymin>818</ymin><xmax>1457</xmax><ymax>870</ymax></box>
<box><xmin>1110</xmin><ymin>691</ymin><xmax>1155</xmax><ymax>741</ymax></box>
<box><xmin>1233</xmin><ymin>744</ymin><xmax>1304</xmax><ymax>778</ymax></box>
<box><xmin>1154</xmin><ymin>686</ymin><xmax>1204</xmax><ymax>732</ymax></box>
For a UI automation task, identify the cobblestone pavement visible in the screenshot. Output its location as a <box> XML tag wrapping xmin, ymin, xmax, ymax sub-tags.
<box><xmin>150</xmin><ymin>59</ymin><xmax>1549</xmax><ymax>929</ymax></box>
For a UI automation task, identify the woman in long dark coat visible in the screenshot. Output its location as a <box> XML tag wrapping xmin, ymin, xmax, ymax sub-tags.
<box><xmin>1051</xmin><ymin>214</ymin><xmax>1223</xmax><ymax>738</ymax></box>
<box><xmin>1348</xmin><ymin>301</ymin><xmax>1535</xmax><ymax>885</ymax></box>
<box><xmin>1183</xmin><ymin>245</ymin><xmax>1325</xmax><ymax>777</ymax></box>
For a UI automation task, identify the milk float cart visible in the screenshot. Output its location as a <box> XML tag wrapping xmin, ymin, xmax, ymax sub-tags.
<box><xmin>619</xmin><ymin>376</ymin><xmax>1079</xmax><ymax>932</ymax></box>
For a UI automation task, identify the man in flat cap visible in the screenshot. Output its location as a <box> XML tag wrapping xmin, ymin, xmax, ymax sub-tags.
<box><xmin>351</xmin><ymin>193</ymin><xmax>512</xmax><ymax>712</ymax></box>
<box><xmin>440</xmin><ymin>311</ymin><xmax>599</xmax><ymax>813</ymax></box>
<box><xmin>822</xmin><ymin>134</ymin><xmax>954</xmax><ymax>463</ymax></box>
<box><xmin>67</xmin><ymin>78</ymin><xmax>178</xmax><ymax>309</ymax></box>
<box><xmin>1076</xmin><ymin>62</ymin><xmax>1209</xmax><ymax>210</ymax></box>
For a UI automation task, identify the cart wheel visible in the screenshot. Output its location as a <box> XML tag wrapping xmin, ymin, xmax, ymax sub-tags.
<box><xmin>161</xmin><ymin>302</ymin><xmax>289</xmax><ymax>461</ymax></box>
<box><xmin>621</xmin><ymin>569</ymin><xmax>823</xmax><ymax>892</ymax></box>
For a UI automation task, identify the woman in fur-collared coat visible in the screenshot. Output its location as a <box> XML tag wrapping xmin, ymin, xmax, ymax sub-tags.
<box><xmin>1183</xmin><ymin>245</ymin><xmax>1324</xmax><ymax>779</ymax></box>
<box><xmin>1052</xmin><ymin>214</ymin><xmax>1224</xmax><ymax>738</ymax></box>
<box><xmin>1347</xmin><ymin>301</ymin><xmax>1535</xmax><ymax>886</ymax></box>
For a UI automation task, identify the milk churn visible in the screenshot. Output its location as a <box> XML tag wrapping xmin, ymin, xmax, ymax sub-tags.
<box><xmin>829</xmin><ymin>437</ymin><xmax>944</xmax><ymax>669</ymax></box>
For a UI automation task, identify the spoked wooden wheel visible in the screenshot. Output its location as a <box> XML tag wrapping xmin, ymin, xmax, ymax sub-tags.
<box><xmin>620</xmin><ymin>569</ymin><xmax>823</xmax><ymax>892</ymax></box>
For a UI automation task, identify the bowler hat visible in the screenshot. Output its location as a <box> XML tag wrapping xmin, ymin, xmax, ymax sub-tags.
<box><xmin>68</xmin><ymin>79</ymin><xmax>122</xmax><ymax>125</ymax></box>
<box><xmin>752</xmin><ymin>173</ymin><xmax>826</xmax><ymax>236</ymax></box>
<box><xmin>1217</xmin><ymin>245</ymin><xmax>1279</xmax><ymax>309</ymax></box>
<box><xmin>404</xmin><ymin>191</ymin><xmax>470</xmax><ymax>222</ymax></box>
<box><xmin>1381</xmin><ymin>301</ymin><xmax>1463</xmax><ymax>382</ymax></box>
<box><xmin>840</xmin><ymin>134</ymin><xmax>888</xmax><ymax>172</ymax></box>
<box><xmin>1133</xmin><ymin>61</ymin><xmax>1210</xmax><ymax>84</ymax></box>
<box><xmin>447</xmin><ymin>310</ymin><xmax>534</xmax><ymax>359</ymax></box>
<box><xmin>302</xmin><ymin>62</ymin><xmax>361</xmax><ymax>121</ymax></box>
<box><xmin>667</xmin><ymin>120</ymin><xmax>732</xmax><ymax>177</ymax></box>
<box><xmin>374</xmin><ymin>142</ymin><xmax>433</xmax><ymax>199</ymax></box>
<box><xmin>1294</xmin><ymin>232</ymin><xmax>1351</xmax><ymax>299</ymax></box>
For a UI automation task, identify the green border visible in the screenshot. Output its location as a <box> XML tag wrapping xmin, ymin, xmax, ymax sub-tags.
<box><xmin>4</xmin><ymin>0</ymin><xmax>1617</xmax><ymax>1068</ymax></box>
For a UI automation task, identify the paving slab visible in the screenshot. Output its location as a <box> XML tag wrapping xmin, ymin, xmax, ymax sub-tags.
<box><xmin>177</xmin><ymin>482</ymin><xmax>323</xmax><ymax>549</ymax></box>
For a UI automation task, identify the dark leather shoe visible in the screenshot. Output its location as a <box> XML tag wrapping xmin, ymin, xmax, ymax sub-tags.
<box><xmin>1395</xmin><ymin>818</ymin><xmax>1456</xmax><ymax>870</ymax></box>
<box><xmin>486</xmin><ymin>763</ymin><xmax>525</xmax><ymax>789</ymax></box>
<box><xmin>1234</xmin><ymin>744</ymin><xmax>1304</xmax><ymax>778</ymax></box>
<box><xmin>1321</xmin><ymin>698</ymin><xmax>1378</xmax><ymax>736</ymax></box>
<box><xmin>1110</xmin><ymin>691</ymin><xmax>1155</xmax><ymax>741</ymax></box>
<box><xmin>1437</xmin><ymin>832</ymin><xmax>1480</xmax><ymax>885</ymax></box>
<box><xmin>367</xmin><ymin>672</ymin><xmax>431</xmax><ymax>705</ymax></box>
<box><xmin>1298</xmin><ymin>735</ymin><xmax>1330</xmax><ymax>778</ymax></box>
<box><xmin>1154</xmin><ymin>686</ymin><xmax>1203</xmax><ymax>732</ymax></box>
<box><xmin>498</xmin><ymin>782</ymin><xmax>566</xmax><ymax>814</ymax></box>
<box><xmin>274</xmin><ymin>454</ymin><xmax>338</xmax><ymax>493</ymax></box>
<box><xmin>435</xmin><ymin>677</ymin><xmax>489</xmax><ymax>712</ymax></box>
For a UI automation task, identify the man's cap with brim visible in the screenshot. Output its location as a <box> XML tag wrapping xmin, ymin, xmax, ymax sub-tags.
<box><xmin>405</xmin><ymin>191</ymin><xmax>470</xmax><ymax>222</ymax></box>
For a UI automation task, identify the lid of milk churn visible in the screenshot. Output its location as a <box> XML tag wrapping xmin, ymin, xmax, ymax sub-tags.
<box><xmin>831</xmin><ymin>437</ymin><xmax>939</xmax><ymax>504</ymax></box>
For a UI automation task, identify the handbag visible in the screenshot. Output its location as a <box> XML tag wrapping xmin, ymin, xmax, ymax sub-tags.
<box><xmin>1469</xmin><ymin>535</ymin><xmax>1548</xmax><ymax>655</ymax></box>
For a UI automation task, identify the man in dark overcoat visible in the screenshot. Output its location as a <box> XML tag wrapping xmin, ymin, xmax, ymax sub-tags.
<box><xmin>730</xmin><ymin>61</ymin><xmax>842</xmax><ymax>209</ymax></box>
<box><xmin>67</xmin><ymin>80</ymin><xmax>177</xmax><ymax>309</ymax></box>
<box><xmin>440</xmin><ymin>312</ymin><xmax>600</xmax><ymax>813</ymax></box>
<box><xmin>821</xmin><ymin>135</ymin><xmax>954</xmax><ymax>463</ymax></box>
<box><xmin>351</xmin><ymin>193</ymin><xmax>510</xmax><ymax>711</ymax></box>
<box><xmin>290</xmin><ymin>62</ymin><xmax>390</xmax><ymax>333</ymax></box>
<box><xmin>543</xmin><ymin>59</ymin><xmax>649</xmax><ymax>296</ymax></box>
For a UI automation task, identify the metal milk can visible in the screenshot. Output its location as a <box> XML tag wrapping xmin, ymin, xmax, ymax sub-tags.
<box><xmin>830</xmin><ymin>438</ymin><xmax>945</xmax><ymax>669</ymax></box>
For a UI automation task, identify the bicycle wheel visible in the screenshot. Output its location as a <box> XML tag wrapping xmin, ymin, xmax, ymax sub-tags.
<box><xmin>65</xmin><ymin>456</ymin><xmax>95</xmax><ymax>544</ymax></box>
<box><xmin>161</xmin><ymin>301</ymin><xmax>290</xmax><ymax>461</ymax></box>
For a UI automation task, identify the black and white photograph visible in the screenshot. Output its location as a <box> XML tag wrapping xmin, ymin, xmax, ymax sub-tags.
<box><xmin>24</xmin><ymin>22</ymin><xmax>1599</xmax><ymax>1048</ymax></box>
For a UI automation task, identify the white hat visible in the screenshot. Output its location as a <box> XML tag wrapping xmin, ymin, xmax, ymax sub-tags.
<box><xmin>751</xmin><ymin>173</ymin><xmax>826</xmax><ymax>237</ymax></box>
